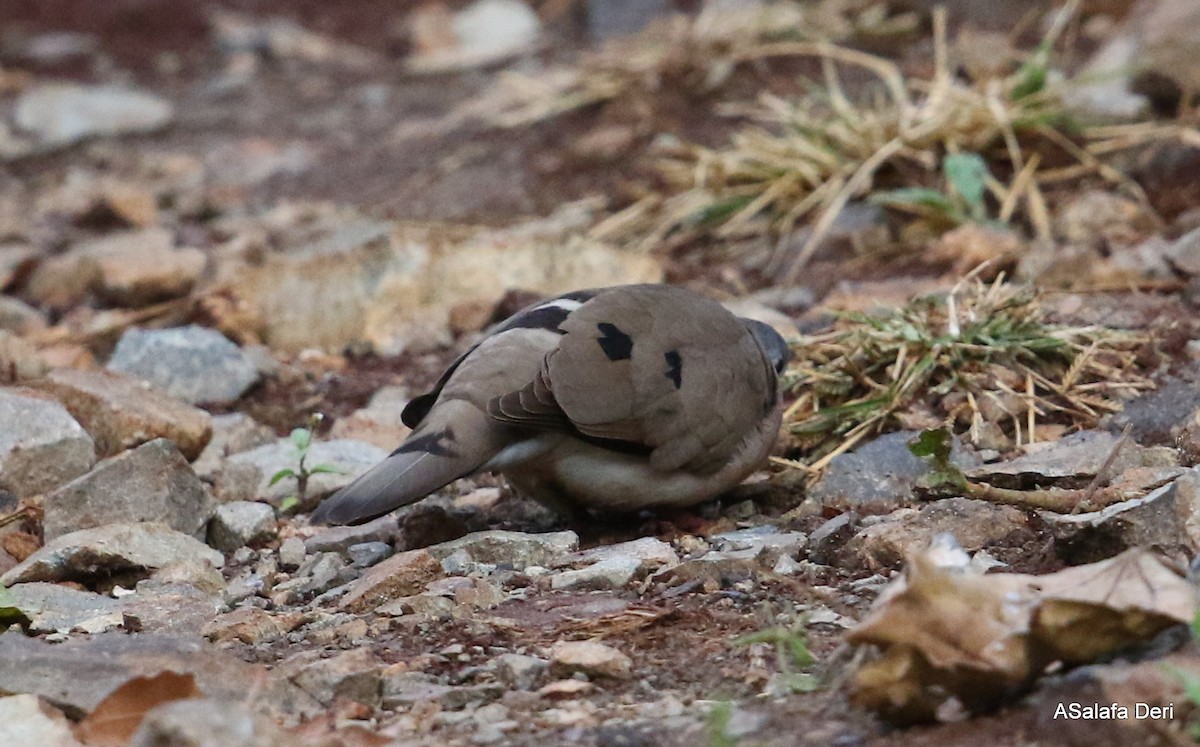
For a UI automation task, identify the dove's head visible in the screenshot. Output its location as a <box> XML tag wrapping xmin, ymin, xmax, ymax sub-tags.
<box><xmin>741</xmin><ymin>318</ymin><xmax>791</xmax><ymax>375</ymax></box>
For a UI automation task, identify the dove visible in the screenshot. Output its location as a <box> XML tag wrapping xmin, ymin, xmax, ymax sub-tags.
<box><xmin>311</xmin><ymin>284</ymin><xmax>790</xmax><ymax>525</ymax></box>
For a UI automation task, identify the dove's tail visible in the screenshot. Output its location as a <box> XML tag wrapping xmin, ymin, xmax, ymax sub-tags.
<box><xmin>311</xmin><ymin>400</ymin><xmax>506</xmax><ymax>526</ymax></box>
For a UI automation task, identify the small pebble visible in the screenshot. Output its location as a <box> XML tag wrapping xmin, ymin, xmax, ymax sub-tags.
<box><xmin>348</xmin><ymin>541</ymin><xmax>392</xmax><ymax>568</ymax></box>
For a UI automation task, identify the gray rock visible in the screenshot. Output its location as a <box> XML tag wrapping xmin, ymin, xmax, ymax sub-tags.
<box><xmin>422</xmin><ymin>576</ymin><xmax>504</xmax><ymax>611</ymax></box>
<box><xmin>586</xmin><ymin>0</ymin><xmax>670</xmax><ymax>40</ymax></box>
<box><xmin>202</xmin><ymin>606</ymin><xmax>295</xmax><ymax>645</ymax></box>
<box><xmin>840</xmin><ymin>498</ymin><xmax>1034</xmax><ymax>571</ymax></box>
<box><xmin>0</xmin><ymin>388</ymin><xmax>95</xmax><ymax>497</ymax></box>
<box><xmin>78</xmin><ymin>229</ymin><xmax>206</xmax><ymax>307</ymax></box>
<box><xmin>208</xmin><ymin>502</ymin><xmax>277</xmax><ymax>552</ymax></box>
<box><xmin>270</xmin><ymin>552</ymin><xmax>344</xmax><ymax>604</ymax></box>
<box><xmin>150</xmin><ymin>561</ymin><xmax>228</xmax><ymax>597</ymax></box>
<box><xmin>381</xmin><ymin>670</ymin><xmax>499</xmax><ymax>710</ymax></box>
<box><xmin>123</xmin><ymin>582</ymin><xmax>228</xmax><ymax>636</ymax></box>
<box><xmin>711</xmin><ymin>526</ymin><xmax>808</xmax><ymax>566</ymax></box>
<box><xmin>0</xmin><ymin>632</ymin><xmax>319</xmax><ymax>721</ymax></box>
<box><xmin>549</xmin><ymin>640</ymin><xmax>632</xmax><ymax>680</ymax></box>
<box><xmin>131</xmin><ymin>698</ymin><xmax>291</xmax><ymax>747</ymax></box>
<box><xmin>0</xmin><ymin>296</ymin><xmax>46</xmax><ymax>335</ymax></box>
<box><xmin>1042</xmin><ymin>468</ymin><xmax>1200</xmax><ymax>559</ymax></box>
<box><xmin>347</xmin><ymin>541</ymin><xmax>392</xmax><ymax>568</ymax></box>
<box><xmin>1165</xmin><ymin>226</ymin><xmax>1200</xmax><ymax>275</ymax></box>
<box><xmin>2</xmin><ymin>522</ymin><xmax>224</xmax><ymax>586</ymax></box>
<box><xmin>278</xmin><ymin>536</ymin><xmax>307</xmax><ymax>570</ymax></box>
<box><xmin>808</xmin><ymin>430</ymin><xmax>978</xmax><ymax>511</ymax></box>
<box><xmin>968</xmin><ymin>429</ymin><xmax>1178</xmax><ymax>488</ymax></box>
<box><xmin>377</xmin><ymin>593</ymin><xmax>455</xmax><ymax>618</ymax></box>
<box><xmin>0</xmin><ymin>693</ymin><xmax>83</xmax><ymax>747</ymax></box>
<box><xmin>284</xmin><ymin>648</ymin><xmax>382</xmax><ymax>708</ymax></box>
<box><xmin>492</xmin><ymin>653</ymin><xmax>549</xmax><ymax>690</ymax></box>
<box><xmin>1105</xmin><ymin>379</ymin><xmax>1200</xmax><ymax>446</ymax></box>
<box><xmin>304</xmin><ymin>513</ymin><xmax>399</xmax><ymax>554</ymax></box>
<box><xmin>409</xmin><ymin>0</ymin><xmax>541</xmax><ymax>73</ymax></box>
<box><xmin>34</xmin><ymin>368</ymin><xmax>213</xmax><ymax>460</ymax></box>
<box><xmin>108</xmin><ymin>325</ymin><xmax>260</xmax><ymax>405</ymax></box>
<box><xmin>426</xmin><ymin>530</ymin><xmax>578</xmax><ymax>571</ymax></box>
<box><xmin>216</xmin><ymin>438</ymin><xmax>386</xmax><ymax>505</ymax></box>
<box><xmin>42</xmin><ymin>438</ymin><xmax>215</xmax><ymax>541</ymax></box>
<box><xmin>191</xmin><ymin>413</ymin><xmax>276</xmax><ymax>481</ymax></box>
<box><xmin>5</xmin><ymin>582</ymin><xmax>123</xmax><ymax>634</ymax></box>
<box><xmin>338</xmin><ymin>549</ymin><xmax>443</xmax><ymax>613</ymax></box>
<box><xmin>722</xmin><ymin>705</ymin><xmax>769</xmax><ymax>739</ymax></box>
<box><xmin>654</xmin><ymin>552</ymin><xmax>759</xmax><ymax>589</ymax></box>
<box><xmin>550</xmin><ymin>556</ymin><xmax>642</xmax><ymax>591</ymax></box>
<box><xmin>14</xmin><ymin>83</ymin><xmax>173</xmax><ymax>147</ymax></box>
<box><xmin>0</xmin><ymin>330</ymin><xmax>47</xmax><ymax>382</ymax></box>
<box><xmin>569</xmin><ymin>536</ymin><xmax>678</xmax><ymax>571</ymax></box>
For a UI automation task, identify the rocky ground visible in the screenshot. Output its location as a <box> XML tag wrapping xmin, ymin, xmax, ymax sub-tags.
<box><xmin>5</xmin><ymin>0</ymin><xmax>1200</xmax><ymax>745</ymax></box>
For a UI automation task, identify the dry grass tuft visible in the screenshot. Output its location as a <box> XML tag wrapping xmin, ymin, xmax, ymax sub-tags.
<box><xmin>483</xmin><ymin>0</ymin><xmax>912</xmax><ymax>128</ymax></box>
<box><xmin>589</xmin><ymin>0</ymin><xmax>1200</xmax><ymax>283</ymax></box>
<box><xmin>781</xmin><ymin>275</ymin><xmax>1153</xmax><ymax>470</ymax></box>
<box><xmin>595</xmin><ymin>5</ymin><xmax>1084</xmax><ymax>274</ymax></box>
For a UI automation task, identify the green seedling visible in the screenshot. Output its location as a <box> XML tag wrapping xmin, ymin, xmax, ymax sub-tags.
<box><xmin>870</xmin><ymin>152</ymin><xmax>995</xmax><ymax>227</ymax></box>
<box><xmin>705</xmin><ymin>701</ymin><xmax>738</xmax><ymax>747</ymax></box>
<box><xmin>908</xmin><ymin>427</ymin><xmax>969</xmax><ymax>494</ymax></box>
<box><xmin>270</xmin><ymin>414</ymin><xmax>343</xmax><ymax>513</ymax></box>
<box><xmin>734</xmin><ymin>623</ymin><xmax>820</xmax><ymax>694</ymax></box>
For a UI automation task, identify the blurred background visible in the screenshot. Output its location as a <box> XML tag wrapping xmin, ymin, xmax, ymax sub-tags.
<box><xmin>1</xmin><ymin>0</ymin><xmax>1196</xmax><ymax>444</ymax></box>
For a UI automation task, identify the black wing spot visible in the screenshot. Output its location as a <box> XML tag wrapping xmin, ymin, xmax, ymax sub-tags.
<box><xmin>498</xmin><ymin>304</ymin><xmax>571</xmax><ymax>334</ymax></box>
<box><xmin>395</xmin><ymin>426</ymin><xmax>458</xmax><ymax>458</ymax></box>
<box><xmin>664</xmin><ymin>350</ymin><xmax>682</xmax><ymax>389</ymax></box>
<box><xmin>596</xmin><ymin>322</ymin><xmax>633</xmax><ymax>361</ymax></box>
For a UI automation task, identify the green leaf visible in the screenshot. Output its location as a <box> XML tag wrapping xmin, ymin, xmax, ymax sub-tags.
<box><xmin>0</xmin><ymin>587</ymin><xmax>28</xmax><ymax>626</ymax></box>
<box><xmin>775</xmin><ymin>671</ymin><xmax>822</xmax><ymax>693</ymax></box>
<box><xmin>869</xmin><ymin>187</ymin><xmax>958</xmax><ymax>215</ymax></box>
<box><xmin>908</xmin><ymin>427</ymin><xmax>949</xmax><ymax>458</ymax></box>
<box><xmin>734</xmin><ymin>627</ymin><xmax>814</xmax><ymax>668</ymax></box>
<box><xmin>290</xmin><ymin>427</ymin><xmax>312</xmax><ymax>452</ymax></box>
<box><xmin>943</xmin><ymin>153</ymin><xmax>989</xmax><ymax>221</ymax></box>
<box><xmin>908</xmin><ymin>428</ymin><xmax>968</xmax><ymax>491</ymax></box>
<box><xmin>268</xmin><ymin>468</ymin><xmax>296</xmax><ymax>486</ymax></box>
<box><xmin>1011</xmin><ymin>44</ymin><xmax>1049</xmax><ymax>100</ymax></box>
<box><xmin>306</xmin><ymin>464</ymin><xmax>345</xmax><ymax>476</ymax></box>
<box><xmin>279</xmin><ymin>496</ymin><xmax>300</xmax><ymax>514</ymax></box>
<box><xmin>704</xmin><ymin>702</ymin><xmax>737</xmax><ymax>747</ymax></box>
<box><xmin>692</xmin><ymin>194</ymin><xmax>756</xmax><ymax>229</ymax></box>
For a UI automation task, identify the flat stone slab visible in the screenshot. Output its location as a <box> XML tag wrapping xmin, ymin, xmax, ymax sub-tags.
<box><xmin>42</xmin><ymin>438</ymin><xmax>215</xmax><ymax>541</ymax></box>
<box><xmin>35</xmin><ymin>368</ymin><xmax>212</xmax><ymax>460</ymax></box>
<box><xmin>0</xmin><ymin>632</ymin><xmax>317</xmax><ymax>720</ymax></box>
<box><xmin>2</xmin><ymin>522</ymin><xmax>224</xmax><ymax>587</ymax></box>
<box><xmin>0</xmin><ymin>387</ymin><xmax>95</xmax><ymax>497</ymax></box>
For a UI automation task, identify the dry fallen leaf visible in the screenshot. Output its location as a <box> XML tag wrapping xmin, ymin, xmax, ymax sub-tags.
<box><xmin>1033</xmin><ymin>549</ymin><xmax>1195</xmax><ymax>663</ymax></box>
<box><xmin>1</xmin><ymin>530</ymin><xmax>40</xmax><ymax>562</ymax></box>
<box><xmin>75</xmin><ymin>671</ymin><xmax>201</xmax><ymax>747</ymax></box>
<box><xmin>848</xmin><ymin>546</ymin><xmax>1040</xmax><ymax>720</ymax></box>
<box><xmin>848</xmin><ymin>542</ymin><xmax>1198</xmax><ymax>723</ymax></box>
